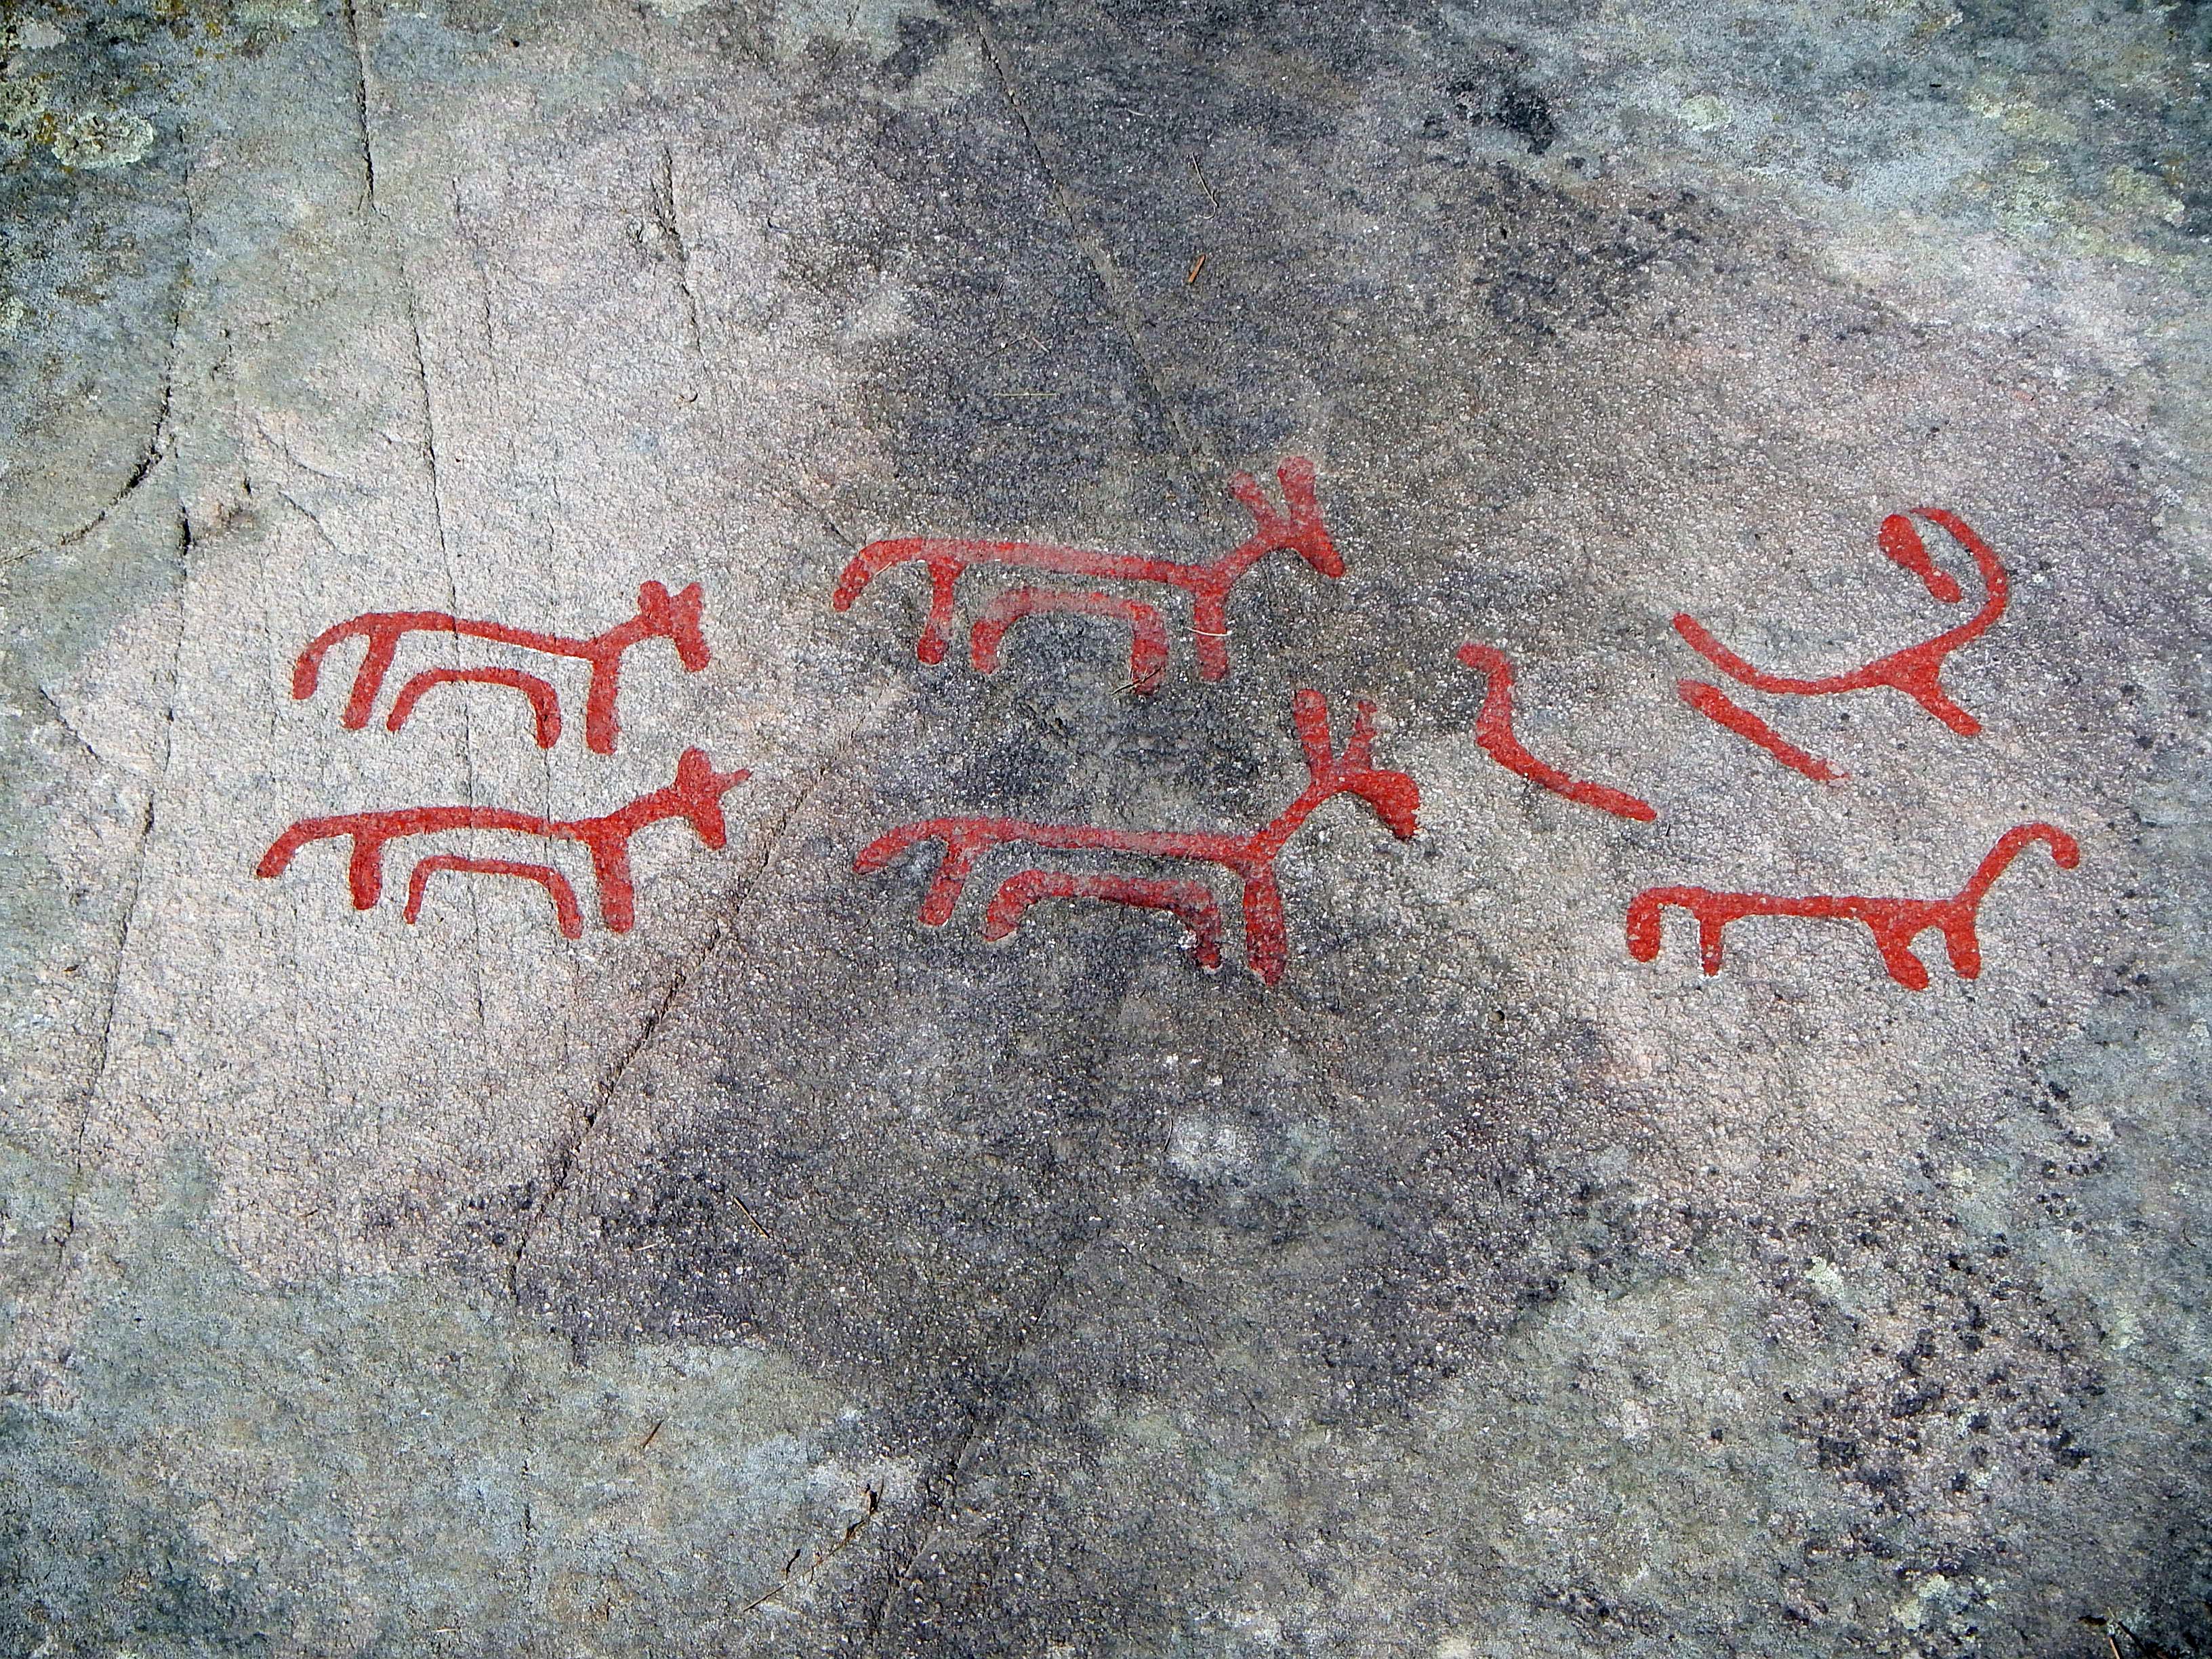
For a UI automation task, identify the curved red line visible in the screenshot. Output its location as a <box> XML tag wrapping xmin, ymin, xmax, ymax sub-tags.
<box><xmin>981</xmin><ymin>871</ymin><xmax>1224</xmax><ymax>970</ymax></box>
<box><xmin>386</xmin><ymin>665</ymin><xmax>563</xmax><ymax>747</ymax></box>
<box><xmin>403</xmin><ymin>855</ymin><xmax>584</xmax><ymax>938</ymax></box>
<box><xmin>1456</xmin><ymin>644</ymin><xmax>1656</xmax><ymax>822</ymax></box>
<box><xmin>969</xmin><ymin>588</ymin><xmax>1172</xmax><ymax>690</ymax></box>
<box><xmin>1672</xmin><ymin>509</ymin><xmax>2007</xmax><ymax>735</ymax></box>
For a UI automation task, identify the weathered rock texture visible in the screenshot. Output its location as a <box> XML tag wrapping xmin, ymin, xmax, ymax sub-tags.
<box><xmin>2</xmin><ymin>0</ymin><xmax>2209</xmax><ymax>1652</ymax></box>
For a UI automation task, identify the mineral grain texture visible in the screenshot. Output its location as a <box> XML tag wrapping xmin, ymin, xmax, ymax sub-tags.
<box><xmin>1</xmin><ymin>0</ymin><xmax>2207</xmax><ymax>1654</ymax></box>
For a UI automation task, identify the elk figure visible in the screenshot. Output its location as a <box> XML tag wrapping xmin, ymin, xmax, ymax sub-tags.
<box><xmin>855</xmin><ymin>689</ymin><xmax>1420</xmax><ymax>984</ymax></box>
<box><xmin>1626</xmin><ymin>822</ymin><xmax>2078</xmax><ymax>989</ymax></box>
<box><xmin>258</xmin><ymin>747</ymin><xmax>748</xmax><ymax>933</ymax></box>
<box><xmin>833</xmin><ymin>457</ymin><xmax>1342</xmax><ymax>686</ymax></box>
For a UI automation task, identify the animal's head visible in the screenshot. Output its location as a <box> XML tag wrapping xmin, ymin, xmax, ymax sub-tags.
<box><xmin>1292</xmin><ymin>690</ymin><xmax>1420</xmax><ymax>839</ymax></box>
<box><xmin>1273</xmin><ymin>456</ymin><xmax>1344</xmax><ymax>579</ymax></box>
<box><xmin>638</xmin><ymin>579</ymin><xmax>712</xmax><ymax>670</ymax></box>
<box><xmin>666</xmin><ymin>747</ymin><xmax>750</xmax><ymax>846</ymax></box>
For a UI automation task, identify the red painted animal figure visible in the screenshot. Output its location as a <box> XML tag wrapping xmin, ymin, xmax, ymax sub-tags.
<box><xmin>1625</xmin><ymin>822</ymin><xmax>2078</xmax><ymax>989</ymax></box>
<box><xmin>1456</xmin><ymin>643</ymin><xmax>1656</xmax><ymax>821</ymax></box>
<box><xmin>854</xmin><ymin>689</ymin><xmax>1419</xmax><ymax>984</ymax></box>
<box><xmin>257</xmin><ymin>747</ymin><xmax>748</xmax><ymax>933</ymax></box>
<box><xmin>1673</xmin><ymin>509</ymin><xmax>2007</xmax><ymax>736</ymax></box>
<box><xmin>291</xmin><ymin>578</ymin><xmax>710</xmax><ymax>754</ymax></box>
<box><xmin>403</xmin><ymin>855</ymin><xmax>585</xmax><ymax>939</ymax></box>
<box><xmin>832</xmin><ymin>457</ymin><xmax>1341</xmax><ymax>684</ymax></box>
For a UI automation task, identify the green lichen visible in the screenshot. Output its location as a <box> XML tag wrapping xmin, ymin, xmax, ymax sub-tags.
<box><xmin>48</xmin><ymin>105</ymin><xmax>153</xmax><ymax>169</ymax></box>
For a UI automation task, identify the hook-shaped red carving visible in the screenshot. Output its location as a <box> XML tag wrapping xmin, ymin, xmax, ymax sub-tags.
<box><xmin>970</xmin><ymin>589</ymin><xmax>1171</xmax><ymax>693</ymax></box>
<box><xmin>1672</xmin><ymin>510</ymin><xmax>2007</xmax><ymax>736</ymax></box>
<box><xmin>403</xmin><ymin>855</ymin><xmax>584</xmax><ymax>938</ymax></box>
<box><xmin>386</xmin><ymin>666</ymin><xmax>563</xmax><ymax>747</ymax></box>
<box><xmin>1455</xmin><ymin>644</ymin><xmax>1656</xmax><ymax>821</ymax></box>
<box><xmin>983</xmin><ymin>872</ymin><xmax>1224</xmax><ymax>969</ymax></box>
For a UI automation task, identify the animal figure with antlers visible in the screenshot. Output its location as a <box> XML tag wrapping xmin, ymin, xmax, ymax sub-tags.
<box><xmin>855</xmin><ymin>689</ymin><xmax>1419</xmax><ymax>984</ymax></box>
<box><xmin>833</xmin><ymin>457</ymin><xmax>1342</xmax><ymax>687</ymax></box>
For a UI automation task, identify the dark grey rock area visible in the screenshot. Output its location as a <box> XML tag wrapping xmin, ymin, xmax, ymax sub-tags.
<box><xmin>3</xmin><ymin>0</ymin><xmax>2209</xmax><ymax>1652</ymax></box>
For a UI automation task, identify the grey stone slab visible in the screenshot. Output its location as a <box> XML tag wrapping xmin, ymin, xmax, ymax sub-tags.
<box><xmin>1</xmin><ymin>0</ymin><xmax>2209</xmax><ymax>1652</ymax></box>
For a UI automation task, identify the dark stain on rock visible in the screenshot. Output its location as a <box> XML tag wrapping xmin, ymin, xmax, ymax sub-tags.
<box><xmin>1446</xmin><ymin>68</ymin><xmax>1559</xmax><ymax>155</ymax></box>
<box><xmin>0</xmin><ymin>1406</ymin><xmax>281</xmax><ymax>1658</ymax></box>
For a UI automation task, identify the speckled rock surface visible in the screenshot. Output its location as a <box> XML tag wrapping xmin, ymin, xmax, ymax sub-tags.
<box><xmin>2</xmin><ymin>0</ymin><xmax>2209</xmax><ymax>1652</ymax></box>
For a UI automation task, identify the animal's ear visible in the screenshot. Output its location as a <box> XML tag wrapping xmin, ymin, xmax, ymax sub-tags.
<box><xmin>659</xmin><ymin>581</ymin><xmax>712</xmax><ymax>668</ymax></box>
<box><xmin>1879</xmin><ymin>514</ymin><xmax>1963</xmax><ymax>605</ymax></box>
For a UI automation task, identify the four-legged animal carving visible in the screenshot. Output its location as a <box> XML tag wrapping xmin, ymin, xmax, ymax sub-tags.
<box><xmin>855</xmin><ymin>690</ymin><xmax>1419</xmax><ymax>983</ymax></box>
<box><xmin>293</xmin><ymin>578</ymin><xmax>710</xmax><ymax>754</ymax></box>
<box><xmin>258</xmin><ymin>747</ymin><xmax>748</xmax><ymax>933</ymax></box>
<box><xmin>833</xmin><ymin>457</ymin><xmax>1341</xmax><ymax>684</ymax></box>
<box><xmin>1626</xmin><ymin>823</ymin><xmax>2078</xmax><ymax>989</ymax></box>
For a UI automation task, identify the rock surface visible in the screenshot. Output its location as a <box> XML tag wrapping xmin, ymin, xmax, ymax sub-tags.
<box><xmin>2</xmin><ymin>0</ymin><xmax>2209</xmax><ymax>1652</ymax></box>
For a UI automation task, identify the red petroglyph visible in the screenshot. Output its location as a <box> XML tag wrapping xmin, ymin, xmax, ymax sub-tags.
<box><xmin>403</xmin><ymin>855</ymin><xmax>584</xmax><ymax>939</ymax></box>
<box><xmin>854</xmin><ymin>690</ymin><xmax>1418</xmax><ymax>984</ymax></box>
<box><xmin>1673</xmin><ymin>509</ymin><xmax>2007</xmax><ymax>737</ymax></box>
<box><xmin>293</xmin><ymin>578</ymin><xmax>710</xmax><ymax>754</ymax></box>
<box><xmin>1625</xmin><ymin>823</ymin><xmax>2079</xmax><ymax>989</ymax></box>
<box><xmin>833</xmin><ymin>457</ymin><xmax>1340</xmax><ymax>682</ymax></box>
<box><xmin>983</xmin><ymin>872</ymin><xmax>1225</xmax><ymax>970</ymax></box>
<box><xmin>1677</xmin><ymin>679</ymin><xmax>1847</xmax><ymax>784</ymax></box>
<box><xmin>258</xmin><ymin>747</ymin><xmax>749</xmax><ymax>933</ymax></box>
<box><xmin>970</xmin><ymin>588</ymin><xmax>1171</xmax><ymax>694</ymax></box>
<box><xmin>1455</xmin><ymin>643</ymin><xmax>1657</xmax><ymax>823</ymax></box>
<box><xmin>386</xmin><ymin>665</ymin><xmax>563</xmax><ymax>748</ymax></box>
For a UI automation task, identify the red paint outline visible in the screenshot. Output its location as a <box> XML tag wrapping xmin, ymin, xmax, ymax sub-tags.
<box><xmin>833</xmin><ymin>457</ymin><xmax>1340</xmax><ymax>682</ymax></box>
<box><xmin>386</xmin><ymin>666</ymin><xmax>564</xmax><ymax>748</ymax></box>
<box><xmin>1455</xmin><ymin>643</ymin><xmax>1656</xmax><ymax>822</ymax></box>
<box><xmin>258</xmin><ymin>747</ymin><xmax>749</xmax><ymax>933</ymax></box>
<box><xmin>855</xmin><ymin>690</ymin><xmax>1418</xmax><ymax>984</ymax></box>
<box><xmin>970</xmin><ymin>588</ymin><xmax>1171</xmax><ymax>693</ymax></box>
<box><xmin>1677</xmin><ymin>680</ymin><xmax>1846</xmax><ymax>784</ymax></box>
<box><xmin>1672</xmin><ymin>509</ymin><xmax>2007</xmax><ymax>736</ymax></box>
<box><xmin>293</xmin><ymin>578</ymin><xmax>710</xmax><ymax>754</ymax></box>
<box><xmin>983</xmin><ymin>872</ymin><xmax>1224</xmax><ymax>970</ymax></box>
<box><xmin>1625</xmin><ymin>823</ymin><xmax>2079</xmax><ymax>989</ymax></box>
<box><xmin>403</xmin><ymin>855</ymin><xmax>585</xmax><ymax>939</ymax></box>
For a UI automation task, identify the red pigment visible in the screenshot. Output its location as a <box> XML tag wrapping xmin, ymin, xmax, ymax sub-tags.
<box><xmin>386</xmin><ymin>665</ymin><xmax>564</xmax><ymax>747</ymax></box>
<box><xmin>983</xmin><ymin>872</ymin><xmax>1224</xmax><ymax>970</ymax></box>
<box><xmin>258</xmin><ymin>747</ymin><xmax>748</xmax><ymax>933</ymax></box>
<box><xmin>1673</xmin><ymin>509</ymin><xmax>2007</xmax><ymax>736</ymax></box>
<box><xmin>1626</xmin><ymin>822</ymin><xmax>2079</xmax><ymax>989</ymax></box>
<box><xmin>1677</xmin><ymin>680</ymin><xmax>1846</xmax><ymax>784</ymax></box>
<box><xmin>834</xmin><ymin>457</ymin><xmax>1340</xmax><ymax>682</ymax></box>
<box><xmin>293</xmin><ymin>578</ymin><xmax>710</xmax><ymax>754</ymax></box>
<box><xmin>855</xmin><ymin>690</ymin><xmax>1418</xmax><ymax>984</ymax></box>
<box><xmin>970</xmin><ymin>588</ymin><xmax>1171</xmax><ymax>694</ymax></box>
<box><xmin>1454</xmin><ymin>644</ymin><xmax>1656</xmax><ymax>822</ymax></box>
<box><xmin>403</xmin><ymin>855</ymin><xmax>584</xmax><ymax>939</ymax></box>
